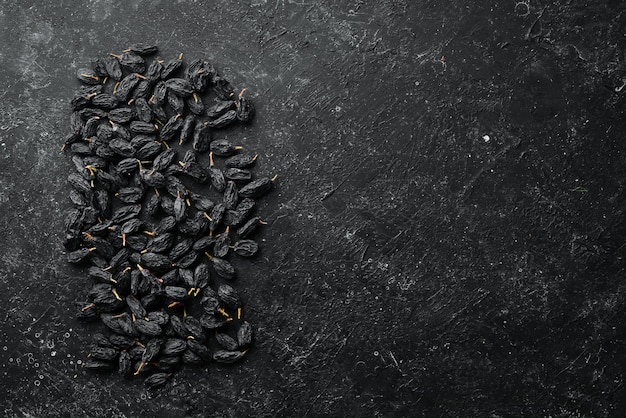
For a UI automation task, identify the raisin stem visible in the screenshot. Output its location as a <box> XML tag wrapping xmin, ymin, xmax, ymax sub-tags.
<box><xmin>133</xmin><ymin>361</ymin><xmax>145</xmax><ymax>375</ymax></box>
<box><xmin>81</xmin><ymin>303</ymin><xmax>95</xmax><ymax>311</ymax></box>
<box><xmin>79</xmin><ymin>73</ymin><xmax>99</xmax><ymax>81</ymax></box>
<box><xmin>85</xmin><ymin>165</ymin><xmax>98</xmax><ymax>176</ymax></box>
<box><xmin>111</xmin><ymin>288</ymin><xmax>122</xmax><ymax>301</ymax></box>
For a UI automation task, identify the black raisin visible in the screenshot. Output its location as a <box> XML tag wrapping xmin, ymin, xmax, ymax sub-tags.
<box><xmin>215</xmin><ymin>333</ymin><xmax>239</xmax><ymax>351</ymax></box>
<box><xmin>165</xmin><ymin>78</ymin><xmax>194</xmax><ymax>96</ymax></box>
<box><xmin>206</xmin><ymin>100</ymin><xmax>235</xmax><ymax>118</ymax></box>
<box><xmin>114</xmin><ymin>73</ymin><xmax>141</xmax><ymax>101</ymax></box>
<box><xmin>178</xmin><ymin>115</ymin><xmax>195</xmax><ymax>145</ymax></box>
<box><xmin>217</xmin><ymin>284</ymin><xmax>241</xmax><ymax>310</ymax></box>
<box><xmin>118</xmin><ymin>350</ymin><xmax>132</xmax><ymax>375</ymax></box>
<box><xmin>161</xmin><ymin>338</ymin><xmax>187</xmax><ymax>356</ymax></box>
<box><xmin>206</xmin><ymin>254</ymin><xmax>235</xmax><ymax>280</ymax></box>
<box><xmin>140</xmin><ymin>252</ymin><xmax>172</xmax><ymax>272</ymax></box>
<box><xmin>103</xmin><ymin>55</ymin><xmax>123</xmax><ymax>80</ymax></box>
<box><xmin>91</xmin><ymin>93</ymin><xmax>119</xmax><ymax>109</ymax></box>
<box><xmin>117</xmin><ymin>52</ymin><xmax>145</xmax><ymax>73</ymax></box>
<box><xmin>161</xmin><ymin>53</ymin><xmax>183</xmax><ymax>79</ymax></box>
<box><xmin>207</xmin><ymin>109</ymin><xmax>237</xmax><ymax>128</ymax></box>
<box><xmin>130</xmin><ymin>121</ymin><xmax>158</xmax><ymax>135</ymax></box>
<box><xmin>192</xmin><ymin>121</ymin><xmax>211</xmax><ymax>152</ymax></box>
<box><xmin>84</xmin><ymin>359</ymin><xmax>115</xmax><ymax>372</ymax></box>
<box><xmin>213</xmin><ymin>350</ymin><xmax>246</xmax><ymax>364</ymax></box>
<box><xmin>235</xmin><ymin>89</ymin><xmax>254</xmax><ymax>122</ymax></box>
<box><xmin>89</xmin><ymin>346</ymin><xmax>118</xmax><ymax>361</ymax></box>
<box><xmin>165</xmin><ymin>286</ymin><xmax>188</xmax><ymax>301</ymax></box>
<box><xmin>210</xmin><ymin>139</ymin><xmax>242</xmax><ymax>157</ymax></box>
<box><xmin>125</xmin><ymin>43</ymin><xmax>158</xmax><ymax>56</ymax></box>
<box><xmin>213</xmin><ymin>227</ymin><xmax>231</xmax><ymax>258</ymax></box>
<box><xmin>134</xmin><ymin>318</ymin><xmax>162</xmax><ymax>337</ymax></box>
<box><xmin>159</xmin><ymin>115</ymin><xmax>183</xmax><ymax>143</ymax></box>
<box><xmin>185</xmin><ymin>93</ymin><xmax>204</xmax><ymax>115</ymax></box>
<box><xmin>224</xmin><ymin>168</ymin><xmax>251</xmax><ymax>183</ymax></box>
<box><xmin>208</xmin><ymin>153</ymin><xmax>226</xmax><ymax>192</ymax></box>
<box><xmin>239</xmin><ymin>175</ymin><xmax>277</xmax><ymax>198</ymax></box>
<box><xmin>108</xmin><ymin>107</ymin><xmax>136</xmax><ymax>123</ymax></box>
<box><xmin>233</xmin><ymin>239</ymin><xmax>258</xmax><ymax>257</ymax></box>
<box><xmin>237</xmin><ymin>322</ymin><xmax>253</xmax><ymax>348</ymax></box>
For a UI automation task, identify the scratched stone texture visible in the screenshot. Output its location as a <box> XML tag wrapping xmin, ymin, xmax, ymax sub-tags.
<box><xmin>1</xmin><ymin>0</ymin><xmax>626</xmax><ymax>416</ymax></box>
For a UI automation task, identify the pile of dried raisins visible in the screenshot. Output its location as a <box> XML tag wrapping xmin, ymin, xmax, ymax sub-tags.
<box><xmin>63</xmin><ymin>44</ymin><xmax>274</xmax><ymax>388</ymax></box>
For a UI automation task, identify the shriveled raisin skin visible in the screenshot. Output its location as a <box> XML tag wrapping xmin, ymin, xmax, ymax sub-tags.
<box><xmin>239</xmin><ymin>177</ymin><xmax>276</xmax><ymax>198</ymax></box>
<box><xmin>218</xmin><ymin>284</ymin><xmax>241</xmax><ymax>309</ymax></box>
<box><xmin>233</xmin><ymin>239</ymin><xmax>259</xmax><ymax>257</ymax></box>
<box><xmin>125</xmin><ymin>43</ymin><xmax>158</xmax><ymax>56</ymax></box>
<box><xmin>206</xmin><ymin>100</ymin><xmax>235</xmax><ymax>118</ymax></box>
<box><xmin>237</xmin><ymin>322</ymin><xmax>253</xmax><ymax>348</ymax></box>
<box><xmin>213</xmin><ymin>350</ymin><xmax>246</xmax><ymax>364</ymax></box>
<box><xmin>144</xmin><ymin>372</ymin><xmax>170</xmax><ymax>388</ymax></box>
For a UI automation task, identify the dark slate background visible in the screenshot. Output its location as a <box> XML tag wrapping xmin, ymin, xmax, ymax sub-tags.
<box><xmin>1</xmin><ymin>1</ymin><xmax>626</xmax><ymax>416</ymax></box>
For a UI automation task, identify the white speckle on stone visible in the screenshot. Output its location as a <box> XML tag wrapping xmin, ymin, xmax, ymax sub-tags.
<box><xmin>483</xmin><ymin>135</ymin><xmax>490</xmax><ymax>142</ymax></box>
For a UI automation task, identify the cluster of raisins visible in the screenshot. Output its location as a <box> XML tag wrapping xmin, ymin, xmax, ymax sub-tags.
<box><xmin>63</xmin><ymin>44</ymin><xmax>275</xmax><ymax>388</ymax></box>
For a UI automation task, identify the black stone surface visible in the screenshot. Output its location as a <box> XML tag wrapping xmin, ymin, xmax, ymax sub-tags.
<box><xmin>1</xmin><ymin>1</ymin><xmax>626</xmax><ymax>416</ymax></box>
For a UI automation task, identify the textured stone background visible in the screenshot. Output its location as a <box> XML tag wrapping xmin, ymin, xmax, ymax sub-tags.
<box><xmin>1</xmin><ymin>1</ymin><xmax>626</xmax><ymax>416</ymax></box>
